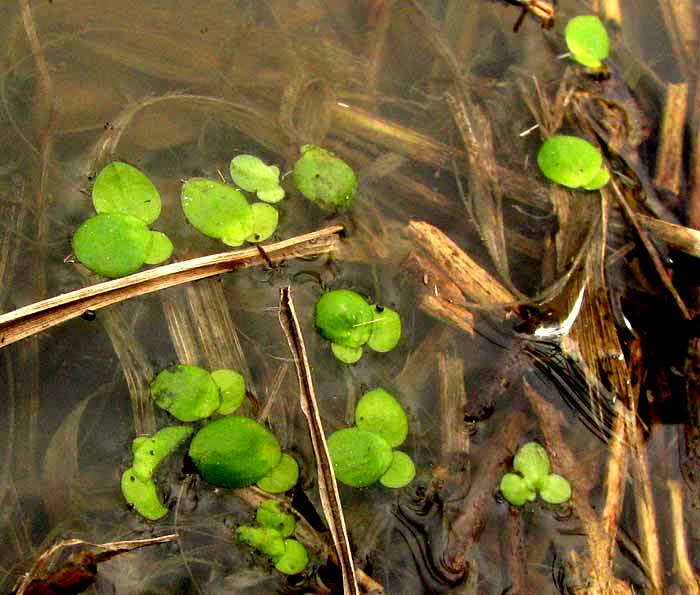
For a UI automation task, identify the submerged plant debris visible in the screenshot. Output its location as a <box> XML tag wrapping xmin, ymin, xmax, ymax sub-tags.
<box><xmin>3</xmin><ymin>1</ymin><xmax>700</xmax><ymax>594</ymax></box>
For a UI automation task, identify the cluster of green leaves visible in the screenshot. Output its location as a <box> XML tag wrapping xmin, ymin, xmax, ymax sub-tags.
<box><xmin>72</xmin><ymin>162</ymin><xmax>174</xmax><ymax>278</ymax></box>
<box><xmin>500</xmin><ymin>442</ymin><xmax>572</xmax><ymax>507</ymax></box>
<box><xmin>181</xmin><ymin>154</ymin><xmax>284</xmax><ymax>247</ymax></box>
<box><xmin>327</xmin><ymin>388</ymin><xmax>415</xmax><ymax>489</ymax></box>
<box><xmin>565</xmin><ymin>15</ymin><xmax>609</xmax><ymax>69</ymax></box>
<box><xmin>314</xmin><ymin>289</ymin><xmax>401</xmax><ymax>364</ymax></box>
<box><xmin>537</xmin><ymin>135</ymin><xmax>610</xmax><ymax>191</ymax></box>
<box><xmin>74</xmin><ymin>147</ymin><xmax>357</xmax><ymax>278</ymax></box>
<box><xmin>121</xmin><ymin>364</ymin><xmax>299</xmax><ymax>520</ymax></box>
<box><xmin>237</xmin><ymin>501</ymin><xmax>309</xmax><ymax>575</ymax></box>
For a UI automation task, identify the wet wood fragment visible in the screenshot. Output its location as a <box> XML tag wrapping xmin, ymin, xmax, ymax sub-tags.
<box><xmin>406</xmin><ymin>220</ymin><xmax>516</xmax><ymax>306</ymax></box>
<box><xmin>638</xmin><ymin>214</ymin><xmax>700</xmax><ymax>258</ymax></box>
<box><xmin>654</xmin><ymin>83</ymin><xmax>687</xmax><ymax>195</ymax></box>
<box><xmin>438</xmin><ymin>352</ymin><xmax>470</xmax><ymax>482</ymax></box>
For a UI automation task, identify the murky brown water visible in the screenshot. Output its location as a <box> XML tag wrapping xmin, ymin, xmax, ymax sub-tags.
<box><xmin>1</xmin><ymin>1</ymin><xmax>699</xmax><ymax>593</ymax></box>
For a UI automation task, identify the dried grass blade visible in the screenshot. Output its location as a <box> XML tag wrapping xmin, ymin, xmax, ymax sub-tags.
<box><xmin>278</xmin><ymin>287</ymin><xmax>359</xmax><ymax>595</ymax></box>
<box><xmin>0</xmin><ymin>225</ymin><xmax>343</xmax><ymax>348</ymax></box>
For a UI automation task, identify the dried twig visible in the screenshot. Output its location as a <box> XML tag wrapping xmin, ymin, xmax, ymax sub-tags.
<box><xmin>0</xmin><ymin>225</ymin><xmax>343</xmax><ymax>348</ymax></box>
<box><xmin>278</xmin><ymin>287</ymin><xmax>360</xmax><ymax>595</ymax></box>
<box><xmin>654</xmin><ymin>83</ymin><xmax>687</xmax><ymax>195</ymax></box>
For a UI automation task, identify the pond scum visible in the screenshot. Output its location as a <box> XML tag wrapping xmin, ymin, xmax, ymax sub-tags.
<box><xmin>1</xmin><ymin>0</ymin><xmax>700</xmax><ymax>594</ymax></box>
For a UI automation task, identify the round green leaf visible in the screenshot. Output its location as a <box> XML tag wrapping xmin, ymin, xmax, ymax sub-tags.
<box><xmin>181</xmin><ymin>178</ymin><xmax>253</xmax><ymax>244</ymax></box>
<box><xmin>513</xmin><ymin>442</ymin><xmax>551</xmax><ymax>490</ymax></box>
<box><xmin>330</xmin><ymin>342</ymin><xmax>363</xmax><ymax>364</ymax></box>
<box><xmin>314</xmin><ymin>289</ymin><xmax>374</xmax><ymax>348</ymax></box>
<box><xmin>275</xmin><ymin>539</ymin><xmax>309</xmax><ymax>575</ymax></box>
<box><xmin>143</xmin><ymin>230</ymin><xmax>173</xmax><ymax>265</ymax></box>
<box><xmin>379</xmin><ymin>451</ymin><xmax>416</xmax><ymax>488</ymax></box>
<box><xmin>230</xmin><ymin>154</ymin><xmax>280</xmax><ymax>192</ymax></box>
<box><xmin>500</xmin><ymin>472</ymin><xmax>536</xmax><ymax>507</ymax></box>
<box><xmin>237</xmin><ymin>525</ymin><xmax>286</xmax><ymax>562</ymax></box>
<box><xmin>581</xmin><ymin>165</ymin><xmax>610</xmax><ymax>190</ymax></box>
<box><xmin>150</xmin><ymin>364</ymin><xmax>221</xmax><ymax>422</ymax></box>
<box><xmin>366</xmin><ymin>305</ymin><xmax>402</xmax><ymax>353</ymax></box>
<box><xmin>255</xmin><ymin>500</ymin><xmax>296</xmax><ymax>537</ymax></box>
<box><xmin>131</xmin><ymin>426</ymin><xmax>194</xmax><ymax>480</ymax></box>
<box><xmin>565</xmin><ymin>15</ymin><xmax>609</xmax><ymax>69</ymax></box>
<box><xmin>246</xmin><ymin>202</ymin><xmax>279</xmax><ymax>243</ymax></box>
<box><xmin>92</xmin><ymin>161</ymin><xmax>162</xmax><ymax>225</ymax></box>
<box><xmin>292</xmin><ymin>145</ymin><xmax>357</xmax><ymax>209</ymax></box>
<box><xmin>539</xmin><ymin>473</ymin><xmax>572</xmax><ymax>504</ymax></box>
<box><xmin>327</xmin><ymin>427</ymin><xmax>393</xmax><ymax>488</ymax></box>
<box><xmin>189</xmin><ymin>416</ymin><xmax>282</xmax><ymax>488</ymax></box>
<box><xmin>257</xmin><ymin>186</ymin><xmax>285</xmax><ymax>203</ymax></box>
<box><xmin>355</xmin><ymin>388</ymin><xmax>409</xmax><ymax>448</ymax></box>
<box><xmin>72</xmin><ymin>213</ymin><xmax>151</xmax><ymax>278</ymax></box>
<box><xmin>210</xmin><ymin>369</ymin><xmax>246</xmax><ymax>415</ymax></box>
<box><xmin>121</xmin><ymin>467</ymin><xmax>169</xmax><ymax>520</ymax></box>
<box><xmin>256</xmin><ymin>453</ymin><xmax>300</xmax><ymax>493</ymax></box>
<box><xmin>537</xmin><ymin>135</ymin><xmax>603</xmax><ymax>188</ymax></box>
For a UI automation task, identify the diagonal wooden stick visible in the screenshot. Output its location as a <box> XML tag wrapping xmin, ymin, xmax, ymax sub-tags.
<box><xmin>0</xmin><ymin>225</ymin><xmax>343</xmax><ymax>348</ymax></box>
<box><xmin>278</xmin><ymin>287</ymin><xmax>360</xmax><ymax>595</ymax></box>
